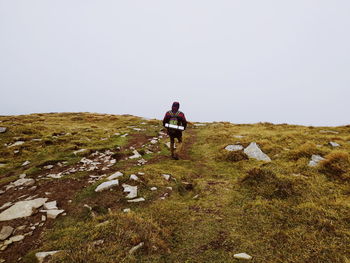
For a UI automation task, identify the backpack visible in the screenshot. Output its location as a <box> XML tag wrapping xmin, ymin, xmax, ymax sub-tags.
<box><xmin>168</xmin><ymin>111</ymin><xmax>180</xmax><ymax>126</ymax></box>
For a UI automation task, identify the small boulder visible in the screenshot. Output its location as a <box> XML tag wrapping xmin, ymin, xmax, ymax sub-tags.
<box><xmin>130</xmin><ymin>174</ymin><xmax>139</xmax><ymax>181</ymax></box>
<box><xmin>0</xmin><ymin>226</ymin><xmax>14</xmax><ymax>241</ymax></box>
<box><xmin>46</xmin><ymin>210</ymin><xmax>64</xmax><ymax>219</ymax></box>
<box><xmin>234</xmin><ymin>253</ymin><xmax>252</xmax><ymax>260</ymax></box>
<box><xmin>35</xmin><ymin>251</ymin><xmax>60</xmax><ymax>263</ymax></box>
<box><xmin>225</xmin><ymin>145</ymin><xmax>243</xmax><ymax>151</ymax></box>
<box><xmin>0</xmin><ymin>198</ymin><xmax>48</xmax><ymax>221</ymax></box>
<box><xmin>162</xmin><ymin>174</ymin><xmax>171</xmax><ymax>181</ymax></box>
<box><xmin>329</xmin><ymin>142</ymin><xmax>340</xmax><ymax>147</ymax></box>
<box><xmin>244</xmin><ymin>142</ymin><xmax>271</xmax><ymax>162</ymax></box>
<box><xmin>129</xmin><ymin>150</ymin><xmax>142</xmax><ymax>159</ymax></box>
<box><xmin>0</xmin><ymin>127</ymin><xmax>7</xmax><ymax>133</ymax></box>
<box><xmin>43</xmin><ymin>201</ymin><xmax>58</xmax><ymax>210</ymax></box>
<box><xmin>107</xmin><ymin>171</ymin><xmax>123</xmax><ymax>180</ymax></box>
<box><xmin>122</xmin><ymin>184</ymin><xmax>138</xmax><ymax>199</ymax></box>
<box><xmin>308</xmin><ymin>154</ymin><xmax>325</xmax><ymax>167</ymax></box>
<box><xmin>127</xmin><ymin>198</ymin><xmax>145</xmax><ymax>203</ymax></box>
<box><xmin>21</xmin><ymin>160</ymin><xmax>31</xmax><ymax>166</ymax></box>
<box><xmin>95</xmin><ymin>180</ymin><xmax>119</xmax><ymax>192</ymax></box>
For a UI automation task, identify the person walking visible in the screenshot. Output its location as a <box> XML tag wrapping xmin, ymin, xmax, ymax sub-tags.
<box><xmin>163</xmin><ymin>101</ymin><xmax>187</xmax><ymax>159</ymax></box>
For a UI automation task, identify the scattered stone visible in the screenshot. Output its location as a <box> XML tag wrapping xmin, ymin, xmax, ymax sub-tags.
<box><xmin>123</xmin><ymin>208</ymin><xmax>131</xmax><ymax>213</ymax></box>
<box><xmin>19</xmin><ymin>174</ymin><xmax>26</xmax><ymax>179</ymax></box>
<box><xmin>225</xmin><ymin>145</ymin><xmax>244</xmax><ymax>151</ymax></box>
<box><xmin>0</xmin><ymin>127</ymin><xmax>7</xmax><ymax>133</ymax></box>
<box><xmin>122</xmin><ymin>184</ymin><xmax>138</xmax><ymax>199</ymax></box>
<box><xmin>244</xmin><ymin>142</ymin><xmax>271</xmax><ymax>162</ymax></box>
<box><xmin>150</xmin><ymin>139</ymin><xmax>158</xmax><ymax>144</ymax></box>
<box><xmin>308</xmin><ymin>154</ymin><xmax>325</xmax><ymax>167</ymax></box>
<box><xmin>47</xmin><ymin>174</ymin><xmax>62</xmax><ymax>179</ymax></box>
<box><xmin>41</xmin><ymin>215</ymin><xmax>46</xmax><ymax>221</ymax></box>
<box><xmin>95</xmin><ymin>180</ymin><xmax>119</xmax><ymax>192</ymax></box>
<box><xmin>234</xmin><ymin>135</ymin><xmax>244</xmax><ymax>139</ymax></box>
<box><xmin>129</xmin><ymin>242</ymin><xmax>144</xmax><ymax>254</ymax></box>
<box><xmin>166</xmin><ymin>187</ymin><xmax>173</xmax><ymax>191</ymax></box>
<box><xmin>44</xmin><ymin>165</ymin><xmax>54</xmax><ymax>169</ymax></box>
<box><xmin>150</xmin><ymin>187</ymin><xmax>157</xmax><ymax>191</ymax></box>
<box><xmin>129</xmin><ymin>150</ymin><xmax>142</xmax><ymax>159</ymax></box>
<box><xmin>73</xmin><ymin>149</ymin><xmax>87</xmax><ymax>155</ymax></box>
<box><xmin>130</xmin><ymin>174</ymin><xmax>139</xmax><ymax>181</ymax></box>
<box><xmin>8</xmin><ymin>141</ymin><xmax>24</xmax><ymax>148</ymax></box>
<box><xmin>137</xmin><ymin>159</ymin><xmax>147</xmax><ymax>165</ymax></box>
<box><xmin>0</xmin><ymin>202</ymin><xmax>12</xmax><ymax>210</ymax></box>
<box><xmin>35</xmin><ymin>251</ymin><xmax>60</xmax><ymax>263</ymax></box>
<box><xmin>329</xmin><ymin>142</ymin><xmax>340</xmax><ymax>147</ymax></box>
<box><xmin>162</xmin><ymin>174</ymin><xmax>171</xmax><ymax>181</ymax></box>
<box><xmin>165</xmin><ymin>142</ymin><xmax>171</xmax><ymax>149</ymax></box>
<box><xmin>43</xmin><ymin>201</ymin><xmax>58</xmax><ymax>210</ymax></box>
<box><xmin>21</xmin><ymin>160</ymin><xmax>31</xmax><ymax>166</ymax></box>
<box><xmin>4</xmin><ymin>235</ymin><xmax>24</xmax><ymax>245</ymax></box>
<box><xmin>0</xmin><ymin>198</ymin><xmax>47</xmax><ymax>221</ymax></box>
<box><xmin>193</xmin><ymin>194</ymin><xmax>199</xmax><ymax>199</ymax></box>
<box><xmin>6</xmin><ymin>178</ymin><xmax>35</xmax><ymax>190</ymax></box>
<box><xmin>319</xmin><ymin>130</ymin><xmax>339</xmax><ymax>134</ymax></box>
<box><xmin>121</xmin><ymin>133</ymin><xmax>128</xmax><ymax>138</ymax></box>
<box><xmin>0</xmin><ymin>226</ymin><xmax>14</xmax><ymax>240</ymax></box>
<box><xmin>0</xmin><ymin>163</ymin><xmax>6</xmax><ymax>168</ymax></box>
<box><xmin>46</xmin><ymin>210</ymin><xmax>64</xmax><ymax>219</ymax></box>
<box><xmin>127</xmin><ymin>198</ymin><xmax>145</xmax><ymax>203</ymax></box>
<box><xmin>234</xmin><ymin>253</ymin><xmax>252</xmax><ymax>260</ymax></box>
<box><xmin>92</xmin><ymin>239</ymin><xmax>104</xmax><ymax>247</ymax></box>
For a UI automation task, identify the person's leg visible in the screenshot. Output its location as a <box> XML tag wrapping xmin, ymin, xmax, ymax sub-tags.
<box><xmin>170</xmin><ymin>136</ymin><xmax>175</xmax><ymax>158</ymax></box>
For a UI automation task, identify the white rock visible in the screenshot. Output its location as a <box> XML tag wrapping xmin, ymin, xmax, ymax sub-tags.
<box><xmin>150</xmin><ymin>187</ymin><xmax>157</xmax><ymax>191</ymax></box>
<box><xmin>0</xmin><ymin>202</ymin><xmax>12</xmax><ymax>210</ymax></box>
<box><xmin>329</xmin><ymin>142</ymin><xmax>340</xmax><ymax>147</ymax></box>
<box><xmin>7</xmin><ymin>178</ymin><xmax>35</xmax><ymax>190</ymax></box>
<box><xmin>308</xmin><ymin>154</ymin><xmax>325</xmax><ymax>167</ymax></box>
<box><xmin>234</xmin><ymin>135</ymin><xmax>244</xmax><ymax>139</ymax></box>
<box><xmin>35</xmin><ymin>251</ymin><xmax>60</xmax><ymax>263</ymax></box>
<box><xmin>0</xmin><ymin>127</ymin><xmax>7</xmax><ymax>133</ymax></box>
<box><xmin>0</xmin><ymin>226</ymin><xmax>14</xmax><ymax>240</ymax></box>
<box><xmin>162</xmin><ymin>174</ymin><xmax>171</xmax><ymax>181</ymax></box>
<box><xmin>107</xmin><ymin>172</ymin><xmax>123</xmax><ymax>181</ymax></box>
<box><xmin>130</xmin><ymin>174</ymin><xmax>139</xmax><ymax>181</ymax></box>
<box><xmin>225</xmin><ymin>145</ymin><xmax>243</xmax><ymax>151</ymax></box>
<box><xmin>46</xmin><ymin>209</ymin><xmax>64</xmax><ymax>219</ymax></box>
<box><xmin>21</xmin><ymin>160</ymin><xmax>31</xmax><ymax>166</ymax></box>
<box><xmin>44</xmin><ymin>165</ymin><xmax>54</xmax><ymax>169</ymax></box>
<box><xmin>8</xmin><ymin>141</ymin><xmax>24</xmax><ymax>148</ymax></box>
<box><xmin>165</xmin><ymin>142</ymin><xmax>171</xmax><ymax>149</ymax></box>
<box><xmin>73</xmin><ymin>149</ymin><xmax>87</xmax><ymax>155</ymax></box>
<box><xmin>129</xmin><ymin>150</ymin><xmax>142</xmax><ymax>159</ymax></box>
<box><xmin>47</xmin><ymin>174</ymin><xmax>62</xmax><ymax>179</ymax></box>
<box><xmin>166</xmin><ymin>187</ymin><xmax>173</xmax><ymax>191</ymax></box>
<box><xmin>0</xmin><ymin>198</ymin><xmax>47</xmax><ymax>221</ymax></box>
<box><xmin>150</xmin><ymin>139</ymin><xmax>158</xmax><ymax>144</ymax></box>
<box><xmin>244</xmin><ymin>142</ymin><xmax>271</xmax><ymax>162</ymax></box>
<box><xmin>0</xmin><ymin>163</ymin><xmax>6</xmax><ymax>168</ymax></box>
<box><xmin>123</xmin><ymin>208</ymin><xmax>131</xmax><ymax>213</ymax></box>
<box><xmin>234</xmin><ymin>253</ymin><xmax>252</xmax><ymax>260</ymax></box>
<box><xmin>127</xmin><ymin>198</ymin><xmax>145</xmax><ymax>203</ymax></box>
<box><xmin>122</xmin><ymin>184</ymin><xmax>138</xmax><ymax>199</ymax></box>
<box><xmin>129</xmin><ymin>242</ymin><xmax>144</xmax><ymax>254</ymax></box>
<box><xmin>95</xmin><ymin>180</ymin><xmax>119</xmax><ymax>192</ymax></box>
<box><xmin>43</xmin><ymin>201</ymin><xmax>58</xmax><ymax>210</ymax></box>
<box><xmin>41</xmin><ymin>215</ymin><xmax>46</xmax><ymax>221</ymax></box>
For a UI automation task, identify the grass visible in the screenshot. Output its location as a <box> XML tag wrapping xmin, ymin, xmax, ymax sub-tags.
<box><xmin>0</xmin><ymin>113</ymin><xmax>349</xmax><ymax>262</ymax></box>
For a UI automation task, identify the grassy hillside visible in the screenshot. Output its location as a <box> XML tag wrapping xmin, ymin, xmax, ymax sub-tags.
<box><xmin>0</xmin><ymin>113</ymin><xmax>349</xmax><ymax>263</ymax></box>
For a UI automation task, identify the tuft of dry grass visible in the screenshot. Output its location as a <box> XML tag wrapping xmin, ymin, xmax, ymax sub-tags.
<box><xmin>319</xmin><ymin>151</ymin><xmax>350</xmax><ymax>181</ymax></box>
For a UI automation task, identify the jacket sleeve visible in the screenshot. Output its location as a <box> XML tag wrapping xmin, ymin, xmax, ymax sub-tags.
<box><xmin>163</xmin><ymin>112</ymin><xmax>170</xmax><ymax>127</ymax></box>
<box><xmin>179</xmin><ymin>113</ymin><xmax>187</xmax><ymax>129</ymax></box>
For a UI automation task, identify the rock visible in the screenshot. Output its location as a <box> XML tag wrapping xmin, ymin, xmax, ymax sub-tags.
<box><xmin>329</xmin><ymin>142</ymin><xmax>340</xmax><ymax>147</ymax></box>
<box><xmin>4</xmin><ymin>235</ymin><xmax>24</xmax><ymax>245</ymax></box>
<box><xmin>166</xmin><ymin>187</ymin><xmax>173</xmax><ymax>191</ymax></box>
<box><xmin>44</xmin><ymin>165</ymin><xmax>54</xmax><ymax>169</ymax></box>
<box><xmin>234</xmin><ymin>253</ymin><xmax>252</xmax><ymax>260</ymax></box>
<box><xmin>234</xmin><ymin>135</ymin><xmax>244</xmax><ymax>138</ymax></box>
<box><xmin>150</xmin><ymin>187</ymin><xmax>157</xmax><ymax>191</ymax></box>
<box><xmin>19</xmin><ymin>174</ymin><xmax>26</xmax><ymax>179</ymax></box>
<box><xmin>43</xmin><ymin>201</ymin><xmax>58</xmax><ymax>210</ymax></box>
<box><xmin>0</xmin><ymin>202</ymin><xmax>12</xmax><ymax>210</ymax></box>
<box><xmin>7</xmin><ymin>178</ymin><xmax>35</xmax><ymax>190</ymax></box>
<box><xmin>123</xmin><ymin>208</ymin><xmax>131</xmax><ymax>213</ymax></box>
<box><xmin>0</xmin><ymin>198</ymin><xmax>48</xmax><ymax>221</ymax></box>
<box><xmin>41</xmin><ymin>215</ymin><xmax>46</xmax><ymax>221</ymax></box>
<box><xmin>95</xmin><ymin>180</ymin><xmax>119</xmax><ymax>192</ymax></box>
<box><xmin>129</xmin><ymin>242</ymin><xmax>144</xmax><ymax>254</ymax></box>
<box><xmin>130</xmin><ymin>174</ymin><xmax>139</xmax><ymax>181</ymax></box>
<box><xmin>8</xmin><ymin>141</ymin><xmax>24</xmax><ymax>148</ymax></box>
<box><xmin>46</xmin><ymin>210</ymin><xmax>64</xmax><ymax>219</ymax></box>
<box><xmin>73</xmin><ymin>149</ymin><xmax>87</xmax><ymax>155</ymax></box>
<box><xmin>129</xmin><ymin>150</ymin><xmax>142</xmax><ymax>159</ymax></box>
<box><xmin>21</xmin><ymin>160</ymin><xmax>31</xmax><ymax>166</ymax></box>
<box><xmin>0</xmin><ymin>226</ymin><xmax>14</xmax><ymax>240</ymax></box>
<box><xmin>0</xmin><ymin>127</ymin><xmax>7</xmax><ymax>133</ymax></box>
<box><xmin>150</xmin><ymin>139</ymin><xmax>158</xmax><ymax>144</ymax></box>
<box><xmin>127</xmin><ymin>198</ymin><xmax>145</xmax><ymax>203</ymax></box>
<box><xmin>0</xmin><ymin>163</ymin><xmax>6</xmax><ymax>168</ymax></box>
<box><xmin>92</xmin><ymin>239</ymin><xmax>104</xmax><ymax>247</ymax></box>
<box><xmin>225</xmin><ymin>145</ymin><xmax>244</xmax><ymax>151</ymax></box>
<box><xmin>308</xmin><ymin>154</ymin><xmax>325</xmax><ymax>167</ymax></box>
<box><xmin>122</xmin><ymin>184</ymin><xmax>138</xmax><ymax>199</ymax></box>
<box><xmin>162</xmin><ymin>174</ymin><xmax>171</xmax><ymax>181</ymax></box>
<box><xmin>244</xmin><ymin>142</ymin><xmax>271</xmax><ymax>162</ymax></box>
<box><xmin>165</xmin><ymin>142</ymin><xmax>171</xmax><ymax>148</ymax></box>
<box><xmin>47</xmin><ymin>174</ymin><xmax>62</xmax><ymax>179</ymax></box>
<box><xmin>35</xmin><ymin>251</ymin><xmax>60</xmax><ymax>263</ymax></box>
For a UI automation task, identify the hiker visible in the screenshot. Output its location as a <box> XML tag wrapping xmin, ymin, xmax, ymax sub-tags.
<box><xmin>163</xmin><ymin>102</ymin><xmax>187</xmax><ymax>160</ymax></box>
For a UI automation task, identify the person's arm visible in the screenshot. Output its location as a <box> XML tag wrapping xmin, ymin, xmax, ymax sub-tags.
<box><xmin>163</xmin><ymin>112</ymin><xmax>170</xmax><ymax>127</ymax></box>
<box><xmin>179</xmin><ymin>112</ymin><xmax>187</xmax><ymax>130</ymax></box>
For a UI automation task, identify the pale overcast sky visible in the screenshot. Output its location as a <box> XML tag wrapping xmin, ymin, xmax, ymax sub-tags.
<box><xmin>0</xmin><ymin>1</ymin><xmax>349</xmax><ymax>126</ymax></box>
